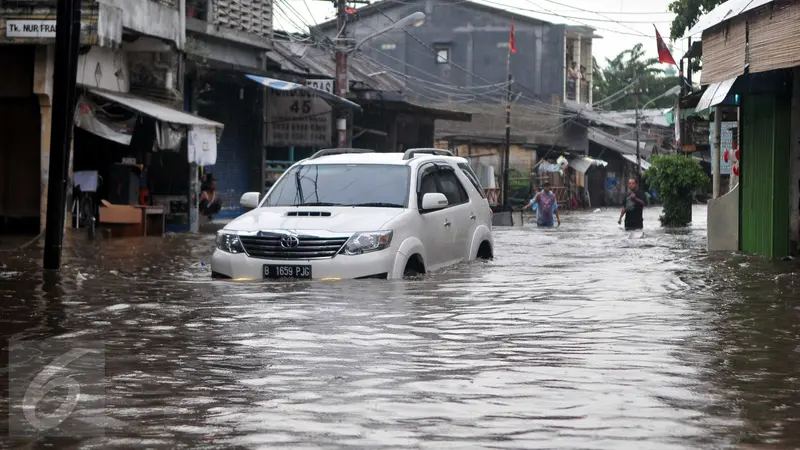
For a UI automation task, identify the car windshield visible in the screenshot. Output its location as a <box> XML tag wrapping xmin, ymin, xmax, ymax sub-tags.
<box><xmin>263</xmin><ymin>163</ymin><xmax>411</xmax><ymax>208</ymax></box>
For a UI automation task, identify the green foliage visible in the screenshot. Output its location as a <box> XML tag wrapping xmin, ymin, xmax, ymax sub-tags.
<box><xmin>668</xmin><ymin>0</ymin><xmax>726</xmax><ymax>72</ymax></box>
<box><xmin>592</xmin><ymin>44</ymin><xmax>681</xmax><ymax>110</ymax></box>
<box><xmin>644</xmin><ymin>154</ymin><xmax>709</xmax><ymax>227</ymax></box>
<box><xmin>668</xmin><ymin>0</ymin><xmax>726</xmax><ymax>41</ymax></box>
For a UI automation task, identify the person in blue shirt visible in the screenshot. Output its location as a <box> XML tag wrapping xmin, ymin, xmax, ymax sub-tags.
<box><xmin>527</xmin><ymin>182</ymin><xmax>560</xmax><ymax>227</ymax></box>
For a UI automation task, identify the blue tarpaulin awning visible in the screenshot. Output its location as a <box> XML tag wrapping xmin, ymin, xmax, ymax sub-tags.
<box><xmin>245</xmin><ymin>74</ymin><xmax>362</xmax><ymax>111</ymax></box>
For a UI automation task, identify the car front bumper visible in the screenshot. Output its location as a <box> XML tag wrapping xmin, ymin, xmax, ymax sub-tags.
<box><xmin>210</xmin><ymin>249</ymin><xmax>401</xmax><ymax>280</ymax></box>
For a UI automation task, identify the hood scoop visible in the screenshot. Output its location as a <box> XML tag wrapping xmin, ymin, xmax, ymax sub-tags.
<box><xmin>286</xmin><ymin>211</ymin><xmax>332</xmax><ymax>217</ymax></box>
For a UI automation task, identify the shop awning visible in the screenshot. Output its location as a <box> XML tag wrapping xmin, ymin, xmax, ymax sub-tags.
<box><xmin>83</xmin><ymin>88</ymin><xmax>223</xmax><ymax>166</ymax></box>
<box><xmin>86</xmin><ymin>88</ymin><xmax>224</xmax><ymax>129</ymax></box>
<box><xmin>695</xmin><ymin>77</ymin><xmax>737</xmax><ymax>112</ymax></box>
<box><xmin>245</xmin><ymin>74</ymin><xmax>362</xmax><ymax>111</ymax></box>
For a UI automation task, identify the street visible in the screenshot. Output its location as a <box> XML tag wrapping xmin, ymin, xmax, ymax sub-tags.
<box><xmin>2</xmin><ymin>205</ymin><xmax>800</xmax><ymax>448</ymax></box>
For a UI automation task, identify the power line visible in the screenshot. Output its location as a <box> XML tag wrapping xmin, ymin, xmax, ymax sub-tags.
<box><xmin>474</xmin><ymin>0</ymin><xmax>672</xmax><ymax>26</ymax></box>
<box><xmin>534</xmin><ymin>0</ymin><xmax>649</xmax><ymax>36</ymax></box>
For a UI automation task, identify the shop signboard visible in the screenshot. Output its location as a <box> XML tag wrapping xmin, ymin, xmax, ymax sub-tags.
<box><xmin>266</xmin><ymin>89</ymin><xmax>332</xmax><ymax>147</ymax></box>
<box><xmin>5</xmin><ymin>20</ymin><xmax>57</xmax><ymax>38</ymax></box>
<box><xmin>1</xmin><ymin>8</ymin><xmax>107</xmax><ymax>45</ymax></box>
<box><xmin>306</xmin><ymin>79</ymin><xmax>333</xmax><ymax>94</ymax></box>
<box><xmin>710</xmin><ymin>121</ymin><xmax>736</xmax><ymax>175</ymax></box>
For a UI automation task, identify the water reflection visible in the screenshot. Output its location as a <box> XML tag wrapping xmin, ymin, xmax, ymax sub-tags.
<box><xmin>0</xmin><ymin>206</ymin><xmax>799</xmax><ymax>448</ymax></box>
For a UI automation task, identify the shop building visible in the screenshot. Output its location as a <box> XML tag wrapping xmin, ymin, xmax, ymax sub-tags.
<box><xmin>0</xmin><ymin>0</ymin><xmax>223</xmax><ymax>236</ymax></box>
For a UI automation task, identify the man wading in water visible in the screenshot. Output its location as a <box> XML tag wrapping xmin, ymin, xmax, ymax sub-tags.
<box><xmin>528</xmin><ymin>182</ymin><xmax>561</xmax><ymax>227</ymax></box>
<box><xmin>618</xmin><ymin>178</ymin><xmax>646</xmax><ymax>230</ymax></box>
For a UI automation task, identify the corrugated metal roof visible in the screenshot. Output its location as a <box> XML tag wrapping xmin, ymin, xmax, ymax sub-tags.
<box><xmin>569</xmin><ymin>107</ymin><xmax>631</xmax><ymax>128</ymax></box>
<box><xmin>621</xmin><ymin>154</ymin><xmax>651</xmax><ymax>171</ymax></box>
<box><xmin>590</xmin><ymin>109</ymin><xmax>671</xmax><ymax>128</ymax></box>
<box><xmin>270</xmin><ymin>41</ymin><xmax>405</xmax><ymax>93</ymax></box>
<box><xmin>695</xmin><ymin>76</ymin><xmax>737</xmax><ymax>111</ymax></box>
<box><xmin>588</xmin><ymin>127</ymin><xmax>651</xmax><ymax>158</ymax></box>
<box><xmin>685</xmin><ymin>0</ymin><xmax>773</xmax><ymax>37</ymax></box>
<box><xmin>87</xmin><ymin>88</ymin><xmax>224</xmax><ymax>129</ymax></box>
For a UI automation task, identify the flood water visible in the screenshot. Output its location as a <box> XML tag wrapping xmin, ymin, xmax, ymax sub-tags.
<box><xmin>2</xmin><ymin>205</ymin><xmax>800</xmax><ymax>449</ymax></box>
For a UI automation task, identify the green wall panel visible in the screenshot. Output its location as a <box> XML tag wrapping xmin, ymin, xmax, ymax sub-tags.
<box><xmin>740</xmin><ymin>94</ymin><xmax>792</xmax><ymax>259</ymax></box>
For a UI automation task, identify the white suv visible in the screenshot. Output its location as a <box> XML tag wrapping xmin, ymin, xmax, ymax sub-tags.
<box><xmin>210</xmin><ymin>148</ymin><xmax>494</xmax><ymax>280</ymax></box>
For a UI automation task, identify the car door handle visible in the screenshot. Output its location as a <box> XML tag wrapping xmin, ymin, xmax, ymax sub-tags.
<box><xmin>444</xmin><ymin>220</ymin><xmax>451</xmax><ymax>227</ymax></box>
<box><xmin>470</xmin><ymin>213</ymin><xmax>476</xmax><ymax>220</ymax></box>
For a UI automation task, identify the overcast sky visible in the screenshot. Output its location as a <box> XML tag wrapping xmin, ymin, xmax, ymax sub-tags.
<box><xmin>278</xmin><ymin>0</ymin><xmax>683</xmax><ymax>69</ymax></box>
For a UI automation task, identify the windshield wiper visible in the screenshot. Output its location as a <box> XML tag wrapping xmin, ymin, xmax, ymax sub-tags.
<box><xmin>349</xmin><ymin>202</ymin><xmax>405</xmax><ymax>208</ymax></box>
<box><xmin>291</xmin><ymin>202</ymin><xmax>342</xmax><ymax>206</ymax></box>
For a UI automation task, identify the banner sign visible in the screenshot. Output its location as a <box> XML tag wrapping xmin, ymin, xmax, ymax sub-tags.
<box><xmin>266</xmin><ymin>89</ymin><xmax>331</xmax><ymax>147</ymax></box>
<box><xmin>710</xmin><ymin>121</ymin><xmax>736</xmax><ymax>175</ymax></box>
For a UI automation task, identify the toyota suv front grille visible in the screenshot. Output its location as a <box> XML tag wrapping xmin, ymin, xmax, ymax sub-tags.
<box><xmin>239</xmin><ymin>233</ymin><xmax>349</xmax><ymax>260</ymax></box>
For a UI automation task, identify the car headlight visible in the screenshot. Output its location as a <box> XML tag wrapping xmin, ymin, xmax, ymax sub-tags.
<box><xmin>216</xmin><ymin>231</ymin><xmax>245</xmax><ymax>254</ymax></box>
<box><xmin>341</xmin><ymin>230</ymin><xmax>393</xmax><ymax>255</ymax></box>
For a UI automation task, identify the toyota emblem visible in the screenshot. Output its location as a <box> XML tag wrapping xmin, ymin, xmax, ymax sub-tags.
<box><xmin>280</xmin><ymin>235</ymin><xmax>300</xmax><ymax>248</ymax></box>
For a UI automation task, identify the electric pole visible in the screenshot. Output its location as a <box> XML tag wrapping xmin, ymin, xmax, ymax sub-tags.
<box><xmin>334</xmin><ymin>0</ymin><xmax>349</xmax><ymax>148</ymax></box>
<box><xmin>502</xmin><ymin>74</ymin><xmax>512</xmax><ymax>210</ymax></box>
<box><xmin>632</xmin><ymin>81</ymin><xmax>648</xmax><ymax>186</ymax></box>
<box><xmin>43</xmin><ymin>0</ymin><xmax>81</xmax><ymax>270</ymax></box>
<box><xmin>635</xmin><ymin>90</ymin><xmax>641</xmax><ymax>185</ymax></box>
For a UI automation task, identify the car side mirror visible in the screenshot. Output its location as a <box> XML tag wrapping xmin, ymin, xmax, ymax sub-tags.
<box><xmin>421</xmin><ymin>193</ymin><xmax>448</xmax><ymax>211</ymax></box>
<box><xmin>240</xmin><ymin>192</ymin><xmax>260</xmax><ymax>209</ymax></box>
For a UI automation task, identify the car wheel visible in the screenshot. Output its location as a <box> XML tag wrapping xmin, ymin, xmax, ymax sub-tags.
<box><xmin>403</xmin><ymin>254</ymin><xmax>425</xmax><ymax>278</ymax></box>
<box><xmin>476</xmin><ymin>241</ymin><xmax>493</xmax><ymax>260</ymax></box>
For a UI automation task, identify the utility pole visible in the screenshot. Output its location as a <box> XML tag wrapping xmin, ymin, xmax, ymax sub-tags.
<box><xmin>634</xmin><ymin>88</ymin><xmax>641</xmax><ymax>186</ymax></box>
<box><xmin>334</xmin><ymin>0</ymin><xmax>349</xmax><ymax>148</ymax></box>
<box><xmin>43</xmin><ymin>0</ymin><xmax>81</xmax><ymax>270</ymax></box>
<box><xmin>502</xmin><ymin>74</ymin><xmax>512</xmax><ymax>210</ymax></box>
<box><xmin>712</xmin><ymin>105</ymin><xmax>722</xmax><ymax>198</ymax></box>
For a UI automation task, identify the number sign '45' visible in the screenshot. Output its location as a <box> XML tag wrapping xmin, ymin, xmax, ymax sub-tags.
<box><xmin>290</xmin><ymin>100</ymin><xmax>312</xmax><ymax>115</ymax></box>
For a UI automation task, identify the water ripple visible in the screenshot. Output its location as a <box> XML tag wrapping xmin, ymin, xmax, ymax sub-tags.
<box><xmin>2</xmin><ymin>206</ymin><xmax>800</xmax><ymax>448</ymax></box>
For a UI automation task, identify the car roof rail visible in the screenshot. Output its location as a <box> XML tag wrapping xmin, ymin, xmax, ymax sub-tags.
<box><xmin>402</xmin><ymin>148</ymin><xmax>455</xmax><ymax>160</ymax></box>
<box><xmin>308</xmin><ymin>148</ymin><xmax>375</xmax><ymax>159</ymax></box>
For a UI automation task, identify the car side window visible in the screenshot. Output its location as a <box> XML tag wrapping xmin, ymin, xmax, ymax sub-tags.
<box><xmin>436</xmin><ymin>169</ymin><xmax>469</xmax><ymax>206</ymax></box>
<box><xmin>457</xmin><ymin>163</ymin><xmax>487</xmax><ymax>199</ymax></box>
<box><xmin>417</xmin><ymin>168</ymin><xmax>439</xmax><ymax>209</ymax></box>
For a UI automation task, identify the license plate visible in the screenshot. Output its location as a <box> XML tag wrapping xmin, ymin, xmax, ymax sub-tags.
<box><xmin>263</xmin><ymin>264</ymin><xmax>312</xmax><ymax>279</ymax></box>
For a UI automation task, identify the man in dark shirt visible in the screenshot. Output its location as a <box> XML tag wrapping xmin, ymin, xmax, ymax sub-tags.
<box><xmin>618</xmin><ymin>178</ymin><xmax>646</xmax><ymax>230</ymax></box>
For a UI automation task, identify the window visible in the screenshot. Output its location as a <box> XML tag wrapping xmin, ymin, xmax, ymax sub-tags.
<box><xmin>435</xmin><ymin>47</ymin><xmax>449</xmax><ymax>64</ymax></box>
<box><xmin>436</xmin><ymin>169</ymin><xmax>469</xmax><ymax>206</ymax></box>
<box><xmin>457</xmin><ymin>163</ymin><xmax>486</xmax><ymax>198</ymax></box>
<box><xmin>264</xmin><ymin>164</ymin><xmax>411</xmax><ymax>207</ymax></box>
<box><xmin>417</xmin><ymin>167</ymin><xmax>439</xmax><ymax>209</ymax></box>
<box><xmin>419</xmin><ymin>171</ymin><xmax>438</xmax><ymax>196</ymax></box>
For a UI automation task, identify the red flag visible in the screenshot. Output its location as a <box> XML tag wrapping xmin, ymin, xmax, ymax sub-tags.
<box><xmin>654</xmin><ymin>25</ymin><xmax>676</xmax><ymax>66</ymax></box>
<box><xmin>509</xmin><ymin>19</ymin><xmax>517</xmax><ymax>53</ymax></box>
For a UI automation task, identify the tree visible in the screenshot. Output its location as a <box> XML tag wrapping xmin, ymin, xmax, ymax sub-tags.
<box><xmin>644</xmin><ymin>154</ymin><xmax>709</xmax><ymax>227</ymax></box>
<box><xmin>592</xmin><ymin>44</ymin><xmax>680</xmax><ymax>110</ymax></box>
<box><xmin>668</xmin><ymin>0</ymin><xmax>726</xmax><ymax>41</ymax></box>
